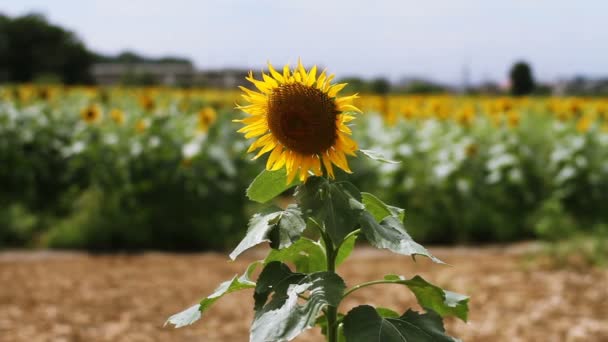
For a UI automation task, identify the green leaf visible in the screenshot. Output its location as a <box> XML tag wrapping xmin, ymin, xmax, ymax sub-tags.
<box><xmin>343</xmin><ymin>306</ymin><xmax>458</xmax><ymax>342</ymax></box>
<box><xmin>165</xmin><ymin>261</ymin><xmax>259</xmax><ymax>328</ymax></box>
<box><xmin>229</xmin><ymin>205</ymin><xmax>306</xmax><ymax>260</ymax></box>
<box><xmin>383</xmin><ymin>275</ymin><xmax>469</xmax><ymax>322</ymax></box>
<box><xmin>362</xmin><ymin>192</ymin><xmax>405</xmax><ymax>223</ymax></box>
<box><xmin>376</xmin><ymin>307</ymin><xmax>401</xmax><ymax>318</ymax></box>
<box><xmin>359</xmin><ymin>149</ymin><xmax>400</xmax><ymax>164</ymax></box>
<box><xmin>252</xmin><ymin>268</ymin><xmax>346</xmax><ymax>342</ymax></box>
<box><xmin>254</xmin><ymin>262</ymin><xmax>305</xmax><ymax>310</ymax></box>
<box><xmin>335</xmin><ymin>232</ymin><xmax>358</xmax><ymax>267</ymax></box>
<box><xmin>315</xmin><ymin>313</ymin><xmax>345</xmax><ymax>337</ymax></box>
<box><xmin>247</xmin><ymin>169</ymin><xmax>300</xmax><ymax>203</ymax></box>
<box><xmin>264</xmin><ymin>237</ymin><xmax>326</xmax><ymax>273</ymax></box>
<box><xmin>359</xmin><ymin>212</ymin><xmax>443</xmax><ymax>263</ymax></box>
<box><xmin>296</xmin><ymin>177</ymin><xmax>365</xmax><ymax>246</ymax></box>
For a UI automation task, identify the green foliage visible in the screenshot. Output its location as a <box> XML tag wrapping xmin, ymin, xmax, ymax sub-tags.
<box><xmin>343</xmin><ymin>306</ymin><xmax>458</xmax><ymax>342</ymax></box>
<box><xmin>296</xmin><ymin>177</ymin><xmax>364</xmax><ymax>246</ymax></box>
<box><xmin>165</xmin><ymin>261</ymin><xmax>259</xmax><ymax>328</ymax></box>
<box><xmin>167</xmin><ymin>172</ymin><xmax>468</xmax><ymax>341</ymax></box>
<box><xmin>229</xmin><ymin>205</ymin><xmax>306</xmax><ymax>260</ymax></box>
<box><xmin>247</xmin><ymin>169</ymin><xmax>300</xmax><ymax>203</ymax></box>
<box><xmin>359</xmin><ymin>213</ymin><xmax>443</xmax><ymax>263</ymax></box>
<box><xmin>381</xmin><ymin>275</ymin><xmax>469</xmax><ymax>321</ymax></box>
<box><xmin>252</xmin><ymin>262</ymin><xmax>346</xmax><ymax>341</ymax></box>
<box><xmin>264</xmin><ymin>238</ymin><xmax>326</xmax><ymax>273</ymax></box>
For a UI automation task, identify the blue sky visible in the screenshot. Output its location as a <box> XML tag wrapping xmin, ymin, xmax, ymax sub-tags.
<box><xmin>2</xmin><ymin>0</ymin><xmax>607</xmax><ymax>85</ymax></box>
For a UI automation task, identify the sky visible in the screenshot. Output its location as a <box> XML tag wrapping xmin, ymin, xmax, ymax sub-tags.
<box><xmin>2</xmin><ymin>0</ymin><xmax>607</xmax><ymax>85</ymax></box>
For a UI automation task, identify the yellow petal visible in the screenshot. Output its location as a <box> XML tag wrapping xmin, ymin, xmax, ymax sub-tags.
<box><xmin>267</xmin><ymin>62</ymin><xmax>284</xmax><ymax>83</ymax></box>
<box><xmin>262</xmin><ymin>73</ymin><xmax>278</xmax><ymax>88</ymax></box>
<box><xmin>329</xmin><ymin>149</ymin><xmax>352</xmax><ymax>173</ymax></box>
<box><xmin>306</xmin><ymin>65</ymin><xmax>317</xmax><ymax>87</ymax></box>
<box><xmin>252</xmin><ymin>139</ymin><xmax>276</xmax><ymax>160</ymax></box>
<box><xmin>328</xmin><ymin>83</ymin><xmax>347</xmax><ymax>97</ymax></box>
<box><xmin>322</xmin><ymin>154</ymin><xmax>335</xmax><ymax>179</ymax></box>
<box><xmin>266</xmin><ymin>144</ymin><xmax>283</xmax><ymax>169</ymax></box>
<box><xmin>271</xmin><ymin>150</ymin><xmax>287</xmax><ymax>171</ymax></box>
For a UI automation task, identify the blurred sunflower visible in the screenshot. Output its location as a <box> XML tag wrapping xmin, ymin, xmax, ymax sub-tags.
<box><xmin>197</xmin><ymin>107</ymin><xmax>217</xmax><ymax>133</ymax></box>
<box><xmin>135</xmin><ymin>119</ymin><xmax>148</xmax><ymax>133</ymax></box>
<box><xmin>109</xmin><ymin>109</ymin><xmax>125</xmax><ymax>125</ymax></box>
<box><xmin>81</xmin><ymin>105</ymin><xmax>102</xmax><ymax>124</ymax></box>
<box><xmin>235</xmin><ymin>60</ymin><xmax>360</xmax><ymax>183</ymax></box>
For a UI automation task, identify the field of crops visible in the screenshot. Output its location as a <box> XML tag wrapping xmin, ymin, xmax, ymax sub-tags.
<box><xmin>2</xmin><ymin>84</ymin><xmax>608</xmax><ymax>250</ymax></box>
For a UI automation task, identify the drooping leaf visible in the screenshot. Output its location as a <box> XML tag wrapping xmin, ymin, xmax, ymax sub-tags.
<box><xmin>296</xmin><ymin>177</ymin><xmax>364</xmax><ymax>246</ymax></box>
<box><xmin>343</xmin><ymin>305</ymin><xmax>459</xmax><ymax>342</ymax></box>
<box><xmin>264</xmin><ymin>237</ymin><xmax>326</xmax><ymax>273</ymax></box>
<box><xmin>165</xmin><ymin>261</ymin><xmax>260</xmax><ymax>328</ymax></box>
<box><xmin>381</xmin><ymin>274</ymin><xmax>469</xmax><ymax>322</ymax></box>
<box><xmin>362</xmin><ymin>192</ymin><xmax>405</xmax><ymax>223</ymax></box>
<box><xmin>247</xmin><ymin>169</ymin><xmax>300</xmax><ymax>203</ymax></box>
<box><xmin>254</xmin><ymin>261</ymin><xmax>305</xmax><ymax>310</ymax></box>
<box><xmin>165</xmin><ymin>304</ymin><xmax>201</xmax><ymax>329</ymax></box>
<box><xmin>359</xmin><ymin>149</ymin><xmax>400</xmax><ymax>164</ymax></box>
<box><xmin>359</xmin><ymin>212</ymin><xmax>443</xmax><ymax>263</ymax></box>
<box><xmin>252</xmin><ymin>267</ymin><xmax>346</xmax><ymax>342</ymax></box>
<box><xmin>229</xmin><ymin>205</ymin><xmax>306</xmax><ymax>260</ymax></box>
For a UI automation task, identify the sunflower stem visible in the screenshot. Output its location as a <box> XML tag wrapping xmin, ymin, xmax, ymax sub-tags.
<box><xmin>322</xmin><ymin>231</ymin><xmax>339</xmax><ymax>342</ymax></box>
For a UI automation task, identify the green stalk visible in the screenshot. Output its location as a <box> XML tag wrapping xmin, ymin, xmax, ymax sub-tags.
<box><xmin>322</xmin><ymin>231</ymin><xmax>338</xmax><ymax>342</ymax></box>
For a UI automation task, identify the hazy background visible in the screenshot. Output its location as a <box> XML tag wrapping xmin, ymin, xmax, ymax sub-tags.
<box><xmin>2</xmin><ymin>0</ymin><xmax>607</xmax><ymax>85</ymax></box>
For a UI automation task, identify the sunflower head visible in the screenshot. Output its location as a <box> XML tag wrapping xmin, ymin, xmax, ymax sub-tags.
<box><xmin>235</xmin><ymin>60</ymin><xmax>361</xmax><ymax>184</ymax></box>
<box><xmin>110</xmin><ymin>109</ymin><xmax>125</xmax><ymax>125</ymax></box>
<box><xmin>81</xmin><ymin>105</ymin><xmax>102</xmax><ymax>124</ymax></box>
<box><xmin>197</xmin><ymin>107</ymin><xmax>217</xmax><ymax>133</ymax></box>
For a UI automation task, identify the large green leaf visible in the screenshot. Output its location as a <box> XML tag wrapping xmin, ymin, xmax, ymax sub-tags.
<box><xmin>343</xmin><ymin>305</ymin><xmax>459</xmax><ymax>342</ymax></box>
<box><xmin>335</xmin><ymin>232</ymin><xmax>358</xmax><ymax>267</ymax></box>
<box><xmin>361</xmin><ymin>192</ymin><xmax>405</xmax><ymax>223</ymax></box>
<box><xmin>252</xmin><ymin>266</ymin><xmax>346</xmax><ymax>342</ymax></box>
<box><xmin>229</xmin><ymin>205</ymin><xmax>306</xmax><ymax>260</ymax></box>
<box><xmin>165</xmin><ymin>261</ymin><xmax>259</xmax><ymax>328</ymax></box>
<box><xmin>296</xmin><ymin>177</ymin><xmax>364</xmax><ymax>246</ymax></box>
<box><xmin>254</xmin><ymin>262</ymin><xmax>305</xmax><ymax>310</ymax></box>
<box><xmin>264</xmin><ymin>237</ymin><xmax>326</xmax><ymax>273</ymax></box>
<box><xmin>359</xmin><ymin>212</ymin><xmax>443</xmax><ymax>263</ymax></box>
<box><xmin>247</xmin><ymin>169</ymin><xmax>300</xmax><ymax>203</ymax></box>
<box><xmin>382</xmin><ymin>275</ymin><xmax>469</xmax><ymax>322</ymax></box>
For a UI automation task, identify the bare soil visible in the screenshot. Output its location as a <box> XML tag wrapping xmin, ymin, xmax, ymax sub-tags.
<box><xmin>1</xmin><ymin>245</ymin><xmax>607</xmax><ymax>342</ymax></box>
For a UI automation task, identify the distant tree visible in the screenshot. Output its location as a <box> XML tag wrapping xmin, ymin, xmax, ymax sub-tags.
<box><xmin>339</xmin><ymin>77</ymin><xmax>368</xmax><ymax>93</ymax></box>
<box><xmin>509</xmin><ymin>61</ymin><xmax>535</xmax><ymax>96</ymax></box>
<box><xmin>0</xmin><ymin>13</ymin><xmax>94</xmax><ymax>84</ymax></box>
<box><xmin>370</xmin><ymin>77</ymin><xmax>391</xmax><ymax>94</ymax></box>
<box><xmin>94</xmin><ymin>50</ymin><xmax>193</xmax><ymax>65</ymax></box>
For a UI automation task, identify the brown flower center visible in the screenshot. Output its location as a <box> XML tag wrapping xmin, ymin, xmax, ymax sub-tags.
<box><xmin>267</xmin><ymin>83</ymin><xmax>339</xmax><ymax>155</ymax></box>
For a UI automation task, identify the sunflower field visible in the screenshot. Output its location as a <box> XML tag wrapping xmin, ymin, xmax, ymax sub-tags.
<box><xmin>1</xmin><ymin>84</ymin><xmax>608</xmax><ymax>250</ymax></box>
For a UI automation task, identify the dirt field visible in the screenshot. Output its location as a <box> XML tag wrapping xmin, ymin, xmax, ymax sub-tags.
<box><xmin>1</xmin><ymin>245</ymin><xmax>607</xmax><ymax>342</ymax></box>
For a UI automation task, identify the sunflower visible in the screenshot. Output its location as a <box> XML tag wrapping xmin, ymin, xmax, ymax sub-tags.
<box><xmin>81</xmin><ymin>104</ymin><xmax>102</xmax><ymax>124</ymax></box>
<box><xmin>197</xmin><ymin>107</ymin><xmax>217</xmax><ymax>133</ymax></box>
<box><xmin>234</xmin><ymin>60</ymin><xmax>360</xmax><ymax>183</ymax></box>
<box><xmin>109</xmin><ymin>109</ymin><xmax>125</xmax><ymax>125</ymax></box>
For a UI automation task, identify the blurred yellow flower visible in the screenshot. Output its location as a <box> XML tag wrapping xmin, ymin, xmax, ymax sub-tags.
<box><xmin>110</xmin><ymin>109</ymin><xmax>125</xmax><ymax>125</ymax></box>
<box><xmin>576</xmin><ymin>115</ymin><xmax>593</xmax><ymax>133</ymax></box>
<box><xmin>135</xmin><ymin>119</ymin><xmax>148</xmax><ymax>133</ymax></box>
<box><xmin>197</xmin><ymin>107</ymin><xmax>217</xmax><ymax>133</ymax></box>
<box><xmin>507</xmin><ymin>110</ymin><xmax>520</xmax><ymax>128</ymax></box>
<box><xmin>81</xmin><ymin>105</ymin><xmax>102</xmax><ymax>124</ymax></box>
